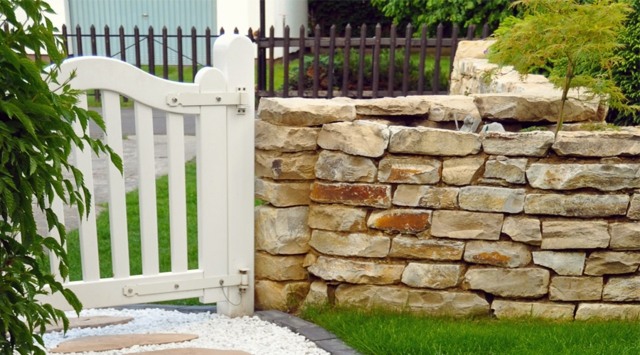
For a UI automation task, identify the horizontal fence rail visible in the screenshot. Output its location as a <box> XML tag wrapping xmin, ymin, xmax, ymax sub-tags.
<box><xmin>57</xmin><ymin>23</ymin><xmax>490</xmax><ymax>100</ymax></box>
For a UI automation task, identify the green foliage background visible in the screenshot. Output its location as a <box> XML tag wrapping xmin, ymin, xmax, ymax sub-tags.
<box><xmin>0</xmin><ymin>0</ymin><xmax>120</xmax><ymax>353</ymax></box>
<box><xmin>610</xmin><ymin>0</ymin><xmax>640</xmax><ymax>125</ymax></box>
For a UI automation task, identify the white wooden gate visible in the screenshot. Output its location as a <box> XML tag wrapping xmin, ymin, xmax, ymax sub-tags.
<box><xmin>42</xmin><ymin>34</ymin><xmax>254</xmax><ymax>317</ymax></box>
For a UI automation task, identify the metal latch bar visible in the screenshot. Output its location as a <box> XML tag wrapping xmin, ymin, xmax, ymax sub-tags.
<box><xmin>123</xmin><ymin>275</ymin><xmax>242</xmax><ymax>297</ymax></box>
<box><xmin>166</xmin><ymin>92</ymin><xmax>248</xmax><ymax>107</ymax></box>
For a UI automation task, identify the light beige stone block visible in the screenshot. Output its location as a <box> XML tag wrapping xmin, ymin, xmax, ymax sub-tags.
<box><xmin>255</xmin><ymin>253</ymin><xmax>308</xmax><ymax>281</ymax></box>
<box><xmin>255</xmin><ymin>150</ymin><xmax>318</xmax><ymax>180</ymax></box>
<box><xmin>255</xmin><ymin>120</ymin><xmax>319</xmax><ymax>152</ymax></box>
<box><xmin>584</xmin><ymin>251</ymin><xmax>640</xmax><ymax>276</ymax></box>
<box><xmin>527</xmin><ymin>163</ymin><xmax>640</xmax><ymax>191</ymax></box>
<box><xmin>549</xmin><ymin>276</ymin><xmax>603</xmax><ymax>301</ymax></box>
<box><xmin>629</xmin><ymin>194</ymin><xmax>640</xmax><ymax>220</ymax></box>
<box><xmin>309</xmin><ymin>230</ymin><xmax>391</xmax><ymax>258</ymax></box>
<box><xmin>464</xmin><ymin>268</ymin><xmax>550</xmax><ymax>298</ymax></box>
<box><xmin>483</xmin><ymin>156</ymin><xmax>527</xmax><ymax>184</ymax></box>
<box><xmin>402</xmin><ymin>263</ymin><xmax>464</xmax><ymax>289</ymax></box>
<box><xmin>525</xmin><ymin>193</ymin><xmax>629</xmax><ymax>217</ymax></box>
<box><xmin>482</xmin><ymin>131</ymin><xmax>554</xmax><ymax>157</ymax></box>
<box><xmin>458</xmin><ymin>186</ymin><xmax>525</xmax><ymax>213</ymax></box>
<box><xmin>389</xmin><ymin>126</ymin><xmax>481</xmax><ymax>156</ymax></box>
<box><xmin>308</xmin><ymin>256</ymin><xmax>404</xmax><ymax>285</ymax></box>
<box><xmin>255</xmin><ymin>179</ymin><xmax>311</xmax><ymax>207</ymax></box>
<box><xmin>473</xmin><ymin>94</ymin><xmax>599</xmax><ymax>122</ymax></box>
<box><xmin>575</xmin><ymin>303</ymin><xmax>640</xmax><ymax>320</ymax></box>
<box><xmin>258</xmin><ymin>97</ymin><xmax>356</xmax><ymax>126</ymax></box>
<box><xmin>377</xmin><ymin>156</ymin><xmax>441</xmax><ymax>184</ymax></box>
<box><xmin>431</xmin><ymin>210</ymin><xmax>503</xmax><ymax>240</ymax></box>
<box><xmin>609</xmin><ymin>222</ymin><xmax>640</xmax><ymax>250</ymax></box>
<box><xmin>502</xmin><ymin>216</ymin><xmax>541</xmax><ymax>245</ymax></box>
<box><xmin>553</xmin><ymin>131</ymin><xmax>640</xmax><ymax>157</ymax></box>
<box><xmin>603</xmin><ymin>276</ymin><xmax>640</xmax><ymax>301</ymax></box>
<box><xmin>308</xmin><ymin>204</ymin><xmax>368</xmax><ymax>232</ymax></box>
<box><xmin>442</xmin><ymin>156</ymin><xmax>485</xmax><ymax>185</ymax></box>
<box><xmin>255</xmin><ymin>206</ymin><xmax>310</xmax><ymax>255</ymax></box>
<box><xmin>532</xmin><ymin>251</ymin><xmax>586</xmax><ymax>276</ymax></box>
<box><xmin>334</xmin><ymin>284</ymin><xmax>490</xmax><ymax>317</ymax></box>
<box><xmin>354</xmin><ymin>96</ymin><xmax>430</xmax><ymax>116</ymax></box>
<box><xmin>392</xmin><ymin>185</ymin><xmax>458</xmax><ymax>209</ymax></box>
<box><xmin>304</xmin><ymin>280</ymin><xmax>329</xmax><ymax>306</ymax></box>
<box><xmin>491</xmin><ymin>300</ymin><xmax>575</xmax><ymax>320</ymax></box>
<box><xmin>255</xmin><ymin>280</ymin><xmax>310</xmax><ymax>311</ymax></box>
<box><xmin>541</xmin><ymin>220</ymin><xmax>609</xmax><ymax>250</ymax></box>
<box><xmin>420</xmin><ymin>95</ymin><xmax>481</xmax><ymax>122</ymax></box>
<box><xmin>464</xmin><ymin>241</ymin><xmax>531</xmax><ymax>268</ymax></box>
<box><xmin>317</xmin><ymin>121</ymin><xmax>390</xmax><ymax>158</ymax></box>
<box><xmin>389</xmin><ymin>236</ymin><xmax>465</xmax><ymax>260</ymax></box>
<box><xmin>314</xmin><ymin>150</ymin><xmax>377</xmax><ymax>182</ymax></box>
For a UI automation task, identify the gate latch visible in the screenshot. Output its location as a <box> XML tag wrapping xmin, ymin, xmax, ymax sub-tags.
<box><xmin>166</xmin><ymin>87</ymin><xmax>248</xmax><ymax>115</ymax></box>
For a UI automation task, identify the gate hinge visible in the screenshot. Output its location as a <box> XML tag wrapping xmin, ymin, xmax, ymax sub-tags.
<box><xmin>166</xmin><ymin>87</ymin><xmax>248</xmax><ymax>115</ymax></box>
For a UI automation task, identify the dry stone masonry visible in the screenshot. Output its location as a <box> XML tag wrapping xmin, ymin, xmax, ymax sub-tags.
<box><xmin>254</xmin><ymin>40</ymin><xmax>640</xmax><ymax>320</ymax></box>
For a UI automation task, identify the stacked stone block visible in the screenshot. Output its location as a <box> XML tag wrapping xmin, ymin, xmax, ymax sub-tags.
<box><xmin>255</xmin><ymin>96</ymin><xmax>640</xmax><ymax>320</ymax></box>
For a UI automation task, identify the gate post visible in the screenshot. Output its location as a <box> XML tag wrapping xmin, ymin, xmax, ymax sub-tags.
<box><xmin>213</xmin><ymin>34</ymin><xmax>255</xmax><ymax>316</ymax></box>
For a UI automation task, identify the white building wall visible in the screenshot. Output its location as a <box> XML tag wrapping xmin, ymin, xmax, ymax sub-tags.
<box><xmin>216</xmin><ymin>0</ymin><xmax>308</xmax><ymax>37</ymax></box>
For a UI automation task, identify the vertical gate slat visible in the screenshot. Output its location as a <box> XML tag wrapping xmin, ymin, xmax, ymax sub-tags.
<box><xmin>212</xmin><ymin>34</ymin><xmax>255</xmax><ymax>315</ymax></box>
<box><xmin>357</xmin><ymin>24</ymin><xmax>366</xmax><ymax>98</ymax></box>
<box><xmin>102</xmin><ymin>91</ymin><xmax>130</xmax><ymax>279</ymax></box>
<box><xmin>418</xmin><ymin>24</ymin><xmax>427</xmax><ymax>94</ymax></box>
<box><xmin>282</xmin><ymin>26</ymin><xmax>290</xmax><ymax>98</ymax></box>
<box><xmin>166</xmin><ymin>113</ymin><xmax>188</xmax><ymax>272</ymax></box>
<box><xmin>327</xmin><ymin>25</ymin><xmax>336</xmax><ymax>99</ymax></box>
<box><xmin>387</xmin><ymin>24</ymin><xmax>396</xmax><ymax>97</ymax></box>
<box><xmin>372</xmin><ymin>24</ymin><xmax>382</xmax><ymax>98</ymax></box>
<box><xmin>195</xmin><ymin>83</ymin><xmax>227</xmax><ymax>304</ymax></box>
<box><xmin>402</xmin><ymin>23</ymin><xmax>412</xmax><ymax>96</ymax></box>
<box><xmin>48</xmin><ymin>196</ymin><xmax>65</xmax><ymax>280</ymax></box>
<box><xmin>74</xmin><ymin>93</ymin><xmax>100</xmax><ymax>281</ymax></box>
<box><xmin>134</xmin><ymin>102</ymin><xmax>159</xmax><ymax>276</ymax></box>
<box><xmin>342</xmin><ymin>24</ymin><xmax>351</xmax><ymax>97</ymax></box>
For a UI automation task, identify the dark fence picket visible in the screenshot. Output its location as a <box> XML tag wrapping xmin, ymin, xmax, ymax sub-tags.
<box><xmin>162</xmin><ymin>27</ymin><xmax>169</xmax><ymax>79</ymax></box>
<box><xmin>357</xmin><ymin>24</ymin><xmax>366</xmax><ymax>98</ymax></box>
<box><xmin>104</xmin><ymin>26</ymin><xmax>112</xmax><ymax>58</ymax></box>
<box><xmin>450</xmin><ymin>24</ymin><xmax>460</xmax><ymax>77</ymax></box>
<box><xmin>148</xmin><ymin>26</ymin><xmax>155</xmax><ymax>75</ymax></box>
<box><xmin>341</xmin><ymin>24</ymin><xmax>352</xmax><ymax>97</ymax></box>
<box><xmin>402</xmin><ymin>23</ymin><xmax>412</xmax><ymax>96</ymax></box>
<box><xmin>297</xmin><ymin>26</ymin><xmax>305</xmax><ymax>97</ymax></box>
<box><xmin>282</xmin><ymin>25</ymin><xmax>290</xmax><ymax>98</ymax></box>
<box><xmin>191</xmin><ymin>27</ymin><xmax>198</xmax><ymax>82</ymax></box>
<box><xmin>371</xmin><ymin>24</ymin><xmax>381</xmax><ymax>99</ymax></box>
<box><xmin>418</xmin><ymin>24</ymin><xmax>427</xmax><ymax>94</ymax></box>
<box><xmin>327</xmin><ymin>25</ymin><xmax>336</xmax><ymax>99</ymax></box>
<box><xmin>133</xmin><ymin>26</ymin><xmax>141</xmax><ymax>69</ymax></box>
<box><xmin>268</xmin><ymin>26</ymin><xmax>275</xmax><ymax>97</ymax></box>
<box><xmin>433</xmin><ymin>23</ymin><xmax>444</xmax><ymax>94</ymax></box>
<box><xmin>176</xmin><ymin>26</ymin><xmax>183</xmax><ymax>82</ymax></box>
<box><xmin>312</xmin><ymin>24</ymin><xmax>321</xmax><ymax>98</ymax></box>
<box><xmin>388</xmin><ymin>24</ymin><xmax>396</xmax><ymax>97</ymax></box>
<box><xmin>205</xmin><ymin>27</ymin><xmax>212</xmax><ymax>66</ymax></box>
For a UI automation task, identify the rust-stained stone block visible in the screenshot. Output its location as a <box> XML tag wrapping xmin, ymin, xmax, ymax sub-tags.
<box><xmin>310</xmin><ymin>182</ymin><xmax>392</xmax><ymax>208</ymax></box>
<box><xmin>368</xmin><ymin>209</ymin><xmax>432</xmax><ymax>233</ymax></box>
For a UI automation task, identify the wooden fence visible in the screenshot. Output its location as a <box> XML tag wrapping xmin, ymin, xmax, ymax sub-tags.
<box><xmin>58</xmin><ymin>23</ymin><xmax>490</xmax><ymax>99</ymax></box>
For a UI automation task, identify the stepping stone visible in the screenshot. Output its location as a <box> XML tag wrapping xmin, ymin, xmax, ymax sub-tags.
<box><xmin>49</xmin><ymin>333</ymin><xmax>198</xmax><ymax>353</ymax></box>
<box><xmin>139</xmin><ymin>348</ymin><xmax>251</xmax><ymax>354</ymax></box>
<box><xmin>46</xmin><ymin>316</ymin><xmax>133</xmax><ymax>333</ymax></box>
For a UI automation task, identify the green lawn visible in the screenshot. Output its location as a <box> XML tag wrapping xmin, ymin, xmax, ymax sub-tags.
<box><xmin>301</xmin><ymin>305</ymin><xmax>640</xmax><ymax>355</ymax></box>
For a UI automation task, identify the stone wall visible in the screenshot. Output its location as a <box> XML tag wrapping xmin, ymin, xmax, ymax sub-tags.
<box><xmin>254</xmin><ymin>95</ymin><xmax>640</xmax><ymax>320</ymax></box>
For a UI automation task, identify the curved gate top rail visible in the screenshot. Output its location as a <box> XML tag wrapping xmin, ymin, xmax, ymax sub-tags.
<box><xmin>41</xmin><ymin>34</ymin><xmax>255</xmax><ymax>317</ymax></box>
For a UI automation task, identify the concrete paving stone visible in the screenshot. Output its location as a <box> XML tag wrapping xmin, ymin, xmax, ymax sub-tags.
<box><xmin>50</xmin><ymin>333</ymin><xmax>198</xmax><ymax>353</ymax></box>
<box><xmin>138</xmin><ymin>348</ymin><xmax>250</xmax><ymax>355</ymax></box>
<box><xmin>46</xmin><ymin>316</ymin><xmax>133</xmax><ymax>333</ymax></box>
<box><xmin>315</xmin><ymin>339</ymin><xmax>362</xmax><ymax>355</ymax></box>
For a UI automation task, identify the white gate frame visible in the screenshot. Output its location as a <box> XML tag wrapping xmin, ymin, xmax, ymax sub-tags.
<box><xmin>42</xmin><ymin>34</ymin><xmax>254</xmax><ymax>317</ymax></box>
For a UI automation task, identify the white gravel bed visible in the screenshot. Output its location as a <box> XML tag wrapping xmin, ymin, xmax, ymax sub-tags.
<box><xmin>43</xmin><ymin>308</ymin><xmax>329</xmax><ymax>355</ymax></box>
